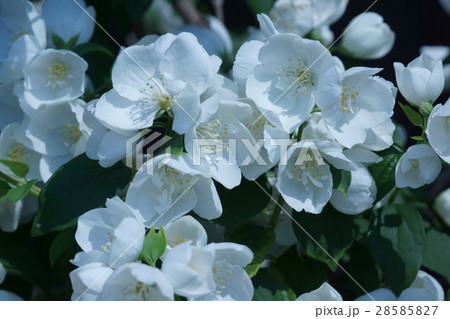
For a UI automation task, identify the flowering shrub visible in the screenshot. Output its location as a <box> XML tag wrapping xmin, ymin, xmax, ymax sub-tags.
<box><xmin>0</xmin><ymin>0</ymin><xmax>449</xmax><ymax>301</ymax></box>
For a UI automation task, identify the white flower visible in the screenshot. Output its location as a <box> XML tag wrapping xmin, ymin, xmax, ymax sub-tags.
<box><xmin>0</xmin><ymin>122</ymin><xmax>41</xmax><ymax>180</ymax></box>
<box><xmin>161</xmin><ymin>242</ymin><xmax>215</xmax><ymax>298</ymax></box>
<box><xmin>426</xmin><ymin>99</ymin><xmax>450</xmax><ymax>163</ymax></box>
<box><xmin>0</xmin><ymin>34</ymin><xmax>42</xmax><ymax>83</ymax></box>
<box><xmin>233</xmin><ymin>40</ymin><xmax>264</xmax><ymax>96</ymax></box>
<box><xmin>356</xmin><ymin>270</ymin><xmax>444</xmax><ymax>301</ymax></box>
<box><xmin>22</xmin><ymin>49</ymin><xmax>88</xmax><ymax>109</ymax></box>
<box><xmin>296</xmin><ymin>282</ymin><xmax>343</xmax><ymax>301</ymax></box>
<box><xmin>433</xmin><ymin>188</ymin><xmax>450</xmax><ymax>226</ymax></box>
<box><xmin>395</xmin><ymin>144</ymin><xmax>441</xmax><ymax>189</ymax></box>
<box><xmin>330</xmin><ymin>166</ymin><xmax>376</xmax><ymax>215</ymax></box>
<box><xmin>439</xmin><ymin>0</ymin><xmax>450</xmax><ymax>15</ymax></box>
<box><xmin>0</xmin><ymin>261</ymin><xmax>23</xmax><ymax>301</ymax></box>
<box><xmin>94</xmin><ymin>33</ymin><xmax>219</xmax><ymax>135</ymax></box>
<box><xmin>165</xmin><ymin>215</ymin><xmax>207</xmax><ymax>250</ymax></box>
<box><xmin>239</xmin><ymin>98</ymin><xmax>290</xmax><ymax>180</ymax></box>
<box><xmin>341</xmin><ymin>12</ymin><xmax>395</xmax><ymax>60</ymax></box>
<box><xmin>73</xmin><ymin>196</ymin><xmax>145</xmax><ymax>268</ymax></box>
<box><xmin>246</xmin><ymin>33</ymin><xmax>341</xmax><ymax>133</ymax></box>
<box><xmin>269</xmin><ymin>0</ymin><xmax>348</xmax><ymax>37</ymax></box>
<box><xmin>70</xmin><ymin>262</ymin><xmax>113</xmax><ymax>301</ymax></box>
<box><xmin>125</xmin><ymin>153</ymin><xmax>222</xmax><ymax>228</ymax></box>
<box><xmin>176</xmin><ymin>15</ymin><xmax>232</xmax><ymax>59</ymax></box>
<box><xmin>42</xmin><ymin>0</ymin><xmax>96</xmax><ymax>47</ymax></box>
<box><xmin>321</xmin><ymin>67</ymin><xmax>395</xmax><ymax>149</ymax></box>
<box><xmin>191</xmin><ymin>242</ymin><xmax>254</xmax><ymax>301</ymax></box>
<box><xmin>394</xmin><ymin>54</ymin><xmax>445</xmax><ymax>105</ymax></box>
<box><xmin>277</xmin><ymin>140</ymin><xmax>356</xmax><ymax>214</ymax></box>
<box><xmin>0</xmin><ymin>262</ymin><xmax>5</xmax><ymax>284</ymax></box>
<box><xmin>0</xmin><ymin>195</ymin><xmax>37</xmax><ymax>232</ymax></box>
<box><xmin>0</xmin><ymin>0</ymin><xmax>46</xmax><ymax>65</ymax></box>
<box><xmin>25</xmin><ymin>100</ymin><xmax>89</xmax><ymax>181</ymax></box>
<box><xmin>184</xmin><ymin>102</ymin><xmax>254</xmax><ymax>189</ymax></box>
<box><xmin>0</xmin><ymin>83</ymin><xmax>24</xmax><ymax>130</ymax></box>
<box><xmin>98</xmin><ymin>263</ymin><xmax>174</xmax><ymax>301</ymax></box>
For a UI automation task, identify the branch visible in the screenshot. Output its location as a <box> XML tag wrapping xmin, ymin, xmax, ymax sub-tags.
<box><xmin>170</xmin><ymin>0</ymin><xmax>208</xmax><ymax>28</ymax></box>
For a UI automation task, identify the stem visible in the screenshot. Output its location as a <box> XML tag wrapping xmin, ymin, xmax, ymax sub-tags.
<box><xmin>0</xmin><ymin>171</ymin><xmax>41</xmax><ymax>198</ymax></box>
<box><xmin>269</xmin><ymin>194</ymin><xmax>284</xmax><ymax>228</ymax></box>
<box><xmin>211</xmin><ymin>0</ymin><xmax>225</xmax><ymax>23</ymax></box>
<box><xmin>171</xmin><ymin>0</ymin><xmax>208</xmax><ymax>27</ymax></box>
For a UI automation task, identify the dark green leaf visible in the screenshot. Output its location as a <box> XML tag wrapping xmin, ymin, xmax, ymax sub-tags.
<box><xmin>273</xmin><ymin>246</ymin><xmax>328</xmax><ymax>296</ymax></box>
<box><xmin>49</xmin><ymin>227</ymin><xmax>77</xmax><ymax>266</ymax></box>
<box><xmin>65</xmin><ymin>34</ymin><xmax>80</xmax><ymax>50</ymax></box>
<box><xmin>369</xmin><ymin>147</ymin><xmax>403</xmax><ymax>203</ymax></box>
<box><xmin>399</xmin><ymin>102</ymin><xmax>423</xmax><ymax>126</ymax></box>
<box><xmin>0</xmin><ymin>235</ymin><xmax>48</xmax><ymax>289</ymax></box>
<box><xmin>0</xmin><ymin>179</ymin><xmax>37</xmax><ymax>204</ymax></box>
<box><xmin>154</xmin><ymin>133</ymin><xmax>184</xmax><ymax>156</ymax></box>
<box><xmin>0</xmin><ymin>178</ymin><xmax>11</xmax><ymax>197</ymax></box>
<box><xmin>31</xmin><ymin>154</ymin><xmax>131</xmax><ymax>236</ymax></box>
<box><xmin>226</xmin><ymin>224</ymin><xmax>275</xmax><ymax>278</ymax></box>
<box><xmin>73</xmin><ymin>42</ymin><xmax>114</xmax><ymax>58</ymax></box>
<box><xmin>125</xmin><ymin>0</ymin><xmax>153</xmax><ymax>22</ymax></box>
<box><xmin>0</xmin><ymin>159</ymin><xmax>30</xmax><ymax>178</ymax></box>
<box><xmin>423</xmin><ymin>229</ymin><xmax>450</xmax><ymax>283</ymax></box>
<box><xmin>51</xmin><ymin>33</ymin><xmax>66</xmax><ymax>49</ymax></box>
<box><xmin>213</xmin><ymin>175</ymin><xmax>271</xmax><ymax>226</ymax></box>
<box><xmin>368</xmin><ymin>204</ymin><xmax>426</xmax><ymax>295</ymax></box>
<box><xmin>292</xmin><ymin>205</ymin><xmax>355</xmax><ymax>270</ymax></box>
<box><xmin>252</xmin><ymin>268</ymin><xmax>297</xmax><ymax>301</ymax></box>
<box><xmin>330</xmin><ymin>166</ymin><xmax>352</xmax><ymax>196</ymax></box>
<box><xmin>140</xmin><ymin>226</ymin><xmax>166</xmax><ymax>266</ymax></box>
<box><xmin>245</xmin><ymin>0</ymin><xmax>274</xmax><ymax>15</ymax></box>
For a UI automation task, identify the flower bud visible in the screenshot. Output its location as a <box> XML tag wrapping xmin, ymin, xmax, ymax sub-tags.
<box><xmin>394</xmin><ymin>54</ymin><xmax>445</xmax><ymax>106</ymax></box>
<box><xmin>341</xmin><ymin>12</ymin><xmax>395</xmax><ymax>60</ymax></box>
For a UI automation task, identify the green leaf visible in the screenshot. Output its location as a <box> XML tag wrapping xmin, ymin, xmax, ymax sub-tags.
<box><xmin>273</xmin><ymin>246</ymin><xmax>328</xmax><ymax>296</ymax></box>
<box><xmin>245</xmin><ymin>0</ymin><xmax>274</xmax><ymax>15</ymax></box>
<box><xmin>0</xmin><ymin>159</ymin><xmax>30</xmax><ymax>178</ymax></box>
<box><xmin>0</xmin><ymin>179</ymin><xmax>37</xmax><ymax>204</ymax></box>
<box><xmin>125</xmin><ymin>0</ymin><xmax>154</xmax><ymax>22</ymax></box>
<box><xmin>49</xmin><ymin>227</ymin><xmax>77</xmax><ymax>266</ymax></box>
<box><xmin>51</xmin><ymin>33</ymin><xmax>66</xmax><ymax>49</ymax></box>
<box><xmin>225</xmin><ymin>224</ymin><xmax>275</xmax><ymax>278</ymax></box>
<box><xmin>369</xmin><ymin>147</ymin><xmax>403</xmax><ymax>203</ymax></box>
<box><xmin>140</xmin><ymin>226</ymin><xmax>166</xmax><ymax>266</ymax></box>
<box><xmin>423</xmin><ymin>229</ymin><xmax>450</xmax><ymax>283</ymax></box>
<box><xmin>411</xmin><ymin>136</ymin><xmax>424</xmax><ymax>141</ymax></box>
<box><xmin>330</xmin><ymin>166</ymin><xmax>352</xmax><ymax>196</ymax></box>
<box><xmin>31</xmin><ymin>154</ymin><xmax>131</xmax><ymax>236</ymax></box>
<box><xmin>0</xmin><ymin>178</ymin><xmax>11</xmax><ymax>197</ymax></box>
<box><xmin>153</xmin><ymin>133</ymin><xmax>184</xmax><ymax>156</ymax></box>
<box><xmin>368</xmin><ymin>204</ymin><xmax>426</xmax><ymax>296</ymax></box>
<box><xmin>0</xmin><ymin>234</ymin><xmax>49</xmax><ymax>289</ymax></box>
<box><xmin>72</xmin><ymin>42</ymin><xmax>114</xmax><ymax>58</ymax></box>
<box><xmin>51</xmin><ymin>33</ymin><xmax>80</xmax><ymax>50</ymax></box>
<box><xmin>292</xmin><ymin>205</ymin><xmax>355</xmax><ymax>271</ymax></box>
<box><xmin>399</xmin><ymin>102</ymin><xmax>423</xmax><ymax>126</ymax></box>
<box><xmin>213</xmin><ymin>175</ymin><xmax>271</xmax><ymax>227</ymax></box>
<box><xmin>252</xmin><ymin>268</ymin><xmax>297</xmax><ymax>301</ymax></box>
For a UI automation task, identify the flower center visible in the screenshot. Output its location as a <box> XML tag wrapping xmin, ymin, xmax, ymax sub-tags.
<box><xmin>46</xmin><ymin>61</ymin><xmax>71</xmax><ymax>88</ymax></box>
<box><xmin>7</xmin><ymin>144</ymin><xmax>29</xmax><ymax>163</ymax></box>
<box><xmin>196</xmin><ymin>118</ymin><xmax>230</xmax><ymax>154</ymax></box>
<box><xmin>167</xmin><ymin>233</ymin><xmax>187</xmax><ymax>247</ymax></box>
<box><xmin>160</xmin><ymin>166</ymin><xmax>194</xmax><ymax>199</ymax></box>
<box><xmin>210</xmin><ymin>263</ymin><xmax>232</xmax><ymax>296</ymax></box>
<box><xmin>340</xmin><ymin>86</ymin><xmax>359</xmax><ymax>113</ymax></box>
<box><xmin>100</xmin><ymin>224</ymin><xmax>115</xmax><ymax>252</ymax></box>
<box><xmin>411</xmin><ymin>158</ymin><xmax>419</xmax><ymax>169</ymax></box>
<box><xmin>245</xmin><ymin>112</ymin><xmax>267</xmax><ymax>137</ymax></box>
<box><xmin>60</xmin><ymin>123</ymin><xmax>82</xmax><ymax>147</ymax></box>
<box><xmin>274</xmin><ymin>58</ymin><xmax>312</xmax><ymax>96</ymax></box>
<box><xmin>139</xmin><ymin>76</ymin><xmax>174</xmax><ymax>111</ymax></box>
<box><xmin>290</xmin><ymin>152</ymin><xmax>328</xmax><ymax>188</ymax></box>
<box><xmin>10</xmin><ymin>26</ymin><xmax>28</xmax><ymax>42</ymax></box>
<box><xmin>122</xmin><ymin>282</ymin><xmax>160</xmax><ymax>301</ymax></box>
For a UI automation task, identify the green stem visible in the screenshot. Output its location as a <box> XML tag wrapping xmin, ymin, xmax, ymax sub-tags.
<box><xmin>0</xmin><ymin>171</ymin><xmax>41</xmax><ymax>198</ymax></box>
<box><xmin>269</xmin><ymin>194</ymin><xmax>284</xmax><ymax>229</ymax></box>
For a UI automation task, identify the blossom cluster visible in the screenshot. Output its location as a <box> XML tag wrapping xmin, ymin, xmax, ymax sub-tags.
<box><xmin>0</xmin><ymin>0</ymin><xmax>449</xmax><ymax>301</ymax></box>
